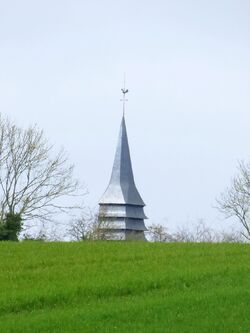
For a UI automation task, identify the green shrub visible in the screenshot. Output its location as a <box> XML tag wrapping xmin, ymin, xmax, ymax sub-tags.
<box><xmin>0</xmin><ymin>213</ymin><xmax>22</xmax><ymax>241</ymax></box>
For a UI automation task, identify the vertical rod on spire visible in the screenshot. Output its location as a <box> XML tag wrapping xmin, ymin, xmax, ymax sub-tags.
<box><xmin>121</xmin><ymin>73</ymin><xmax>128</xmax><ymax>116</ymax></box>
<box><xmin>123</xmin><ymin>73</ymin><xmax>126</xmax><ymax>116</ymax></box>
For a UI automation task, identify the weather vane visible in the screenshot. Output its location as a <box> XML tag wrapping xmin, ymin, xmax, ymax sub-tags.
<box><xmin>120</xmin><ymin>74</ymin><xmax>129</xmax><ymax>116</ymax></box>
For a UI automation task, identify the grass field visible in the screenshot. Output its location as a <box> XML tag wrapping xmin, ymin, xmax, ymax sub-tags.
<box><xmin>0</xmin><ymin>242</ymin><xmax>250</xmax><ymax>333</ymax></box>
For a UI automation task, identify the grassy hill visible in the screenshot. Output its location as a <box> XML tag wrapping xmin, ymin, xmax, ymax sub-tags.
<box><xmin>0</xmin><ymin>242</ymin><xmax>249</xmax><ymax>333</ymax></box>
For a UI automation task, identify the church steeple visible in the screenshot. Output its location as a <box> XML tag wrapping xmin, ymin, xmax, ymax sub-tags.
<box><xmin>99</xmin><ymin>115</ymin><xmax>145</xmax><ymax>207</ymax></box>
<box><xmin>98</xmin><ymin>88</ymin><xmax>147</xmax><ymax>241</ymax></box>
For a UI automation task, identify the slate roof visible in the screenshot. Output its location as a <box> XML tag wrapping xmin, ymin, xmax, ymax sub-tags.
<box><xmin>99</xmin><ymin>116</ymin><xmax>145</xmax><ymax>207</ymax></box>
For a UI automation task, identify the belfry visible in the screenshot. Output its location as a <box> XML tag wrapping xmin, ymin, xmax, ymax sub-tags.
<box><xmin>98</xmin><ymin>87</ymin><xmax>147</xmax><ymax>240</ymax></box>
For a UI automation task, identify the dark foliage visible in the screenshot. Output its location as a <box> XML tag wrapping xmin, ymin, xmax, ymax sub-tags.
<box><xmin>0</xmin><ymin>213</ymin><xmax>22</xmax><ymax>241</ymax></box>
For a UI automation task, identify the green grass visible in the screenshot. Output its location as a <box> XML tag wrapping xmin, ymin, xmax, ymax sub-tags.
<box><xmin>0</xmin><ymin>242</ymin><xmax>250</xmax><ymax>333</ymax></box>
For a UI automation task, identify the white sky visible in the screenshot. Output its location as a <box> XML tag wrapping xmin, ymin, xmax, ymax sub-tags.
<box><xmin>1</xmin><ymin>0</ymin><xmax>250</xmax><ymax>231</ymax></box>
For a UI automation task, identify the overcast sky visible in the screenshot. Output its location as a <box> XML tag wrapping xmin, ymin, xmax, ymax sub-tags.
<box><xmin>1</xmin><ymin>0</ymin><xmax>250</xmax><ymax>231</ymax></box>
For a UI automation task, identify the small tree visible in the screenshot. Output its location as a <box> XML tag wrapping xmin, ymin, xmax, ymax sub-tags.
<box><xmin>217</xmin><ymin>161</ymin><xmax>250</xmax><ymax>240</ymax></box>
<box><xmin>147</xmin><ymin>223</ymin><xmax>173</xmax><ymax>242</ymax></box>
<box><xmin>68</xmin><ymin>210</ymin><xmax>110</xmax><ymax>241</ymax></box>
<box><xmin>0</xmin><ymin>213</ymin><xmax>22</xmax><ymax>241</ymax></box>
<box><xmin>68</xmin><ymin>211</ymin><xmax>94</xmax><ymax>241</ymax></box>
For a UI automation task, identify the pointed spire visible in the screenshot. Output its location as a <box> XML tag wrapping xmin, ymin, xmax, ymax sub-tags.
<box><xmin>99</xmin><ymin>115</ymin><xmax>145</xmax><ymax>206</ymax></box>
<box><xmin>98</xmin><ymin>84</ymin><xmax>147</xmax><ymax>240</ymax></box>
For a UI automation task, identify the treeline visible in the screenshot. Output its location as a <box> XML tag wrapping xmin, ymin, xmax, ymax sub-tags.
<box><xmin>0</xmin><ymin>113</ymin><xmax>250</xmax><ymax>242</ymax></box>
<box><xmin>21</xmin><ymin>215</ymin><xmax>246</xmax><ymax>243</ymax></box>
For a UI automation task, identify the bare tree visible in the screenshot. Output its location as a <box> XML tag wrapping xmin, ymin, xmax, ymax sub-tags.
<box><xmin>217</xmin><ymin>161</ymin><xmax>250</xmax><ymax>240</ymax></box>
<box><xmin>0</xmin><ymin>115</ymin><xmax>85</xmax><ymax>228</ymax></box>
<box><xmin>88</xmin><ymin>217</ymin><xmax>109</xmax><ymax>240</ymax></box>
<box><xmin>174</xmin><ymin>220</ymin><xmax>215</xmax><ymax>242</ymax></box>
<box><xmin>147</xmin><ymin>223</ymin><xmax>174</xmax><ymax>242</ymax></box>
<box><xmin>68</xmin><ymin>209</ymin><xmax>95</xmax><ymax>241</ymax></box>
<box><xmin>22</xmin><ymin>224</ymin><xmax>64</xmax><ymax>242</ymax></box>
<box><xmin>148</xmin><ymin>220</ymin><xmax>215</xmax><ymax>243</ymax></box>
<box><xmin>68</xmin><ymin>209</ymin><xmax>114</xmax><ymax>241</ymax></box>
<box><xmin>218</xmin><ymin>229</ymin><xmax>244</xmax><ymax>243</ymax></box>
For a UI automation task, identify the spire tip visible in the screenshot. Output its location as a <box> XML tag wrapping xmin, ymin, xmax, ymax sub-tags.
<box><xmin>120</xmin><ymin>74</ymin><xmax>128</xmax><ymax>116</ymax></box>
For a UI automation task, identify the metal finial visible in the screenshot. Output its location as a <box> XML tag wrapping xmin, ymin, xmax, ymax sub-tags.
<box><xmin>120</xmin><ymin>74</ymin><xmax>128</xmax><ymax>116</ymax></box>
